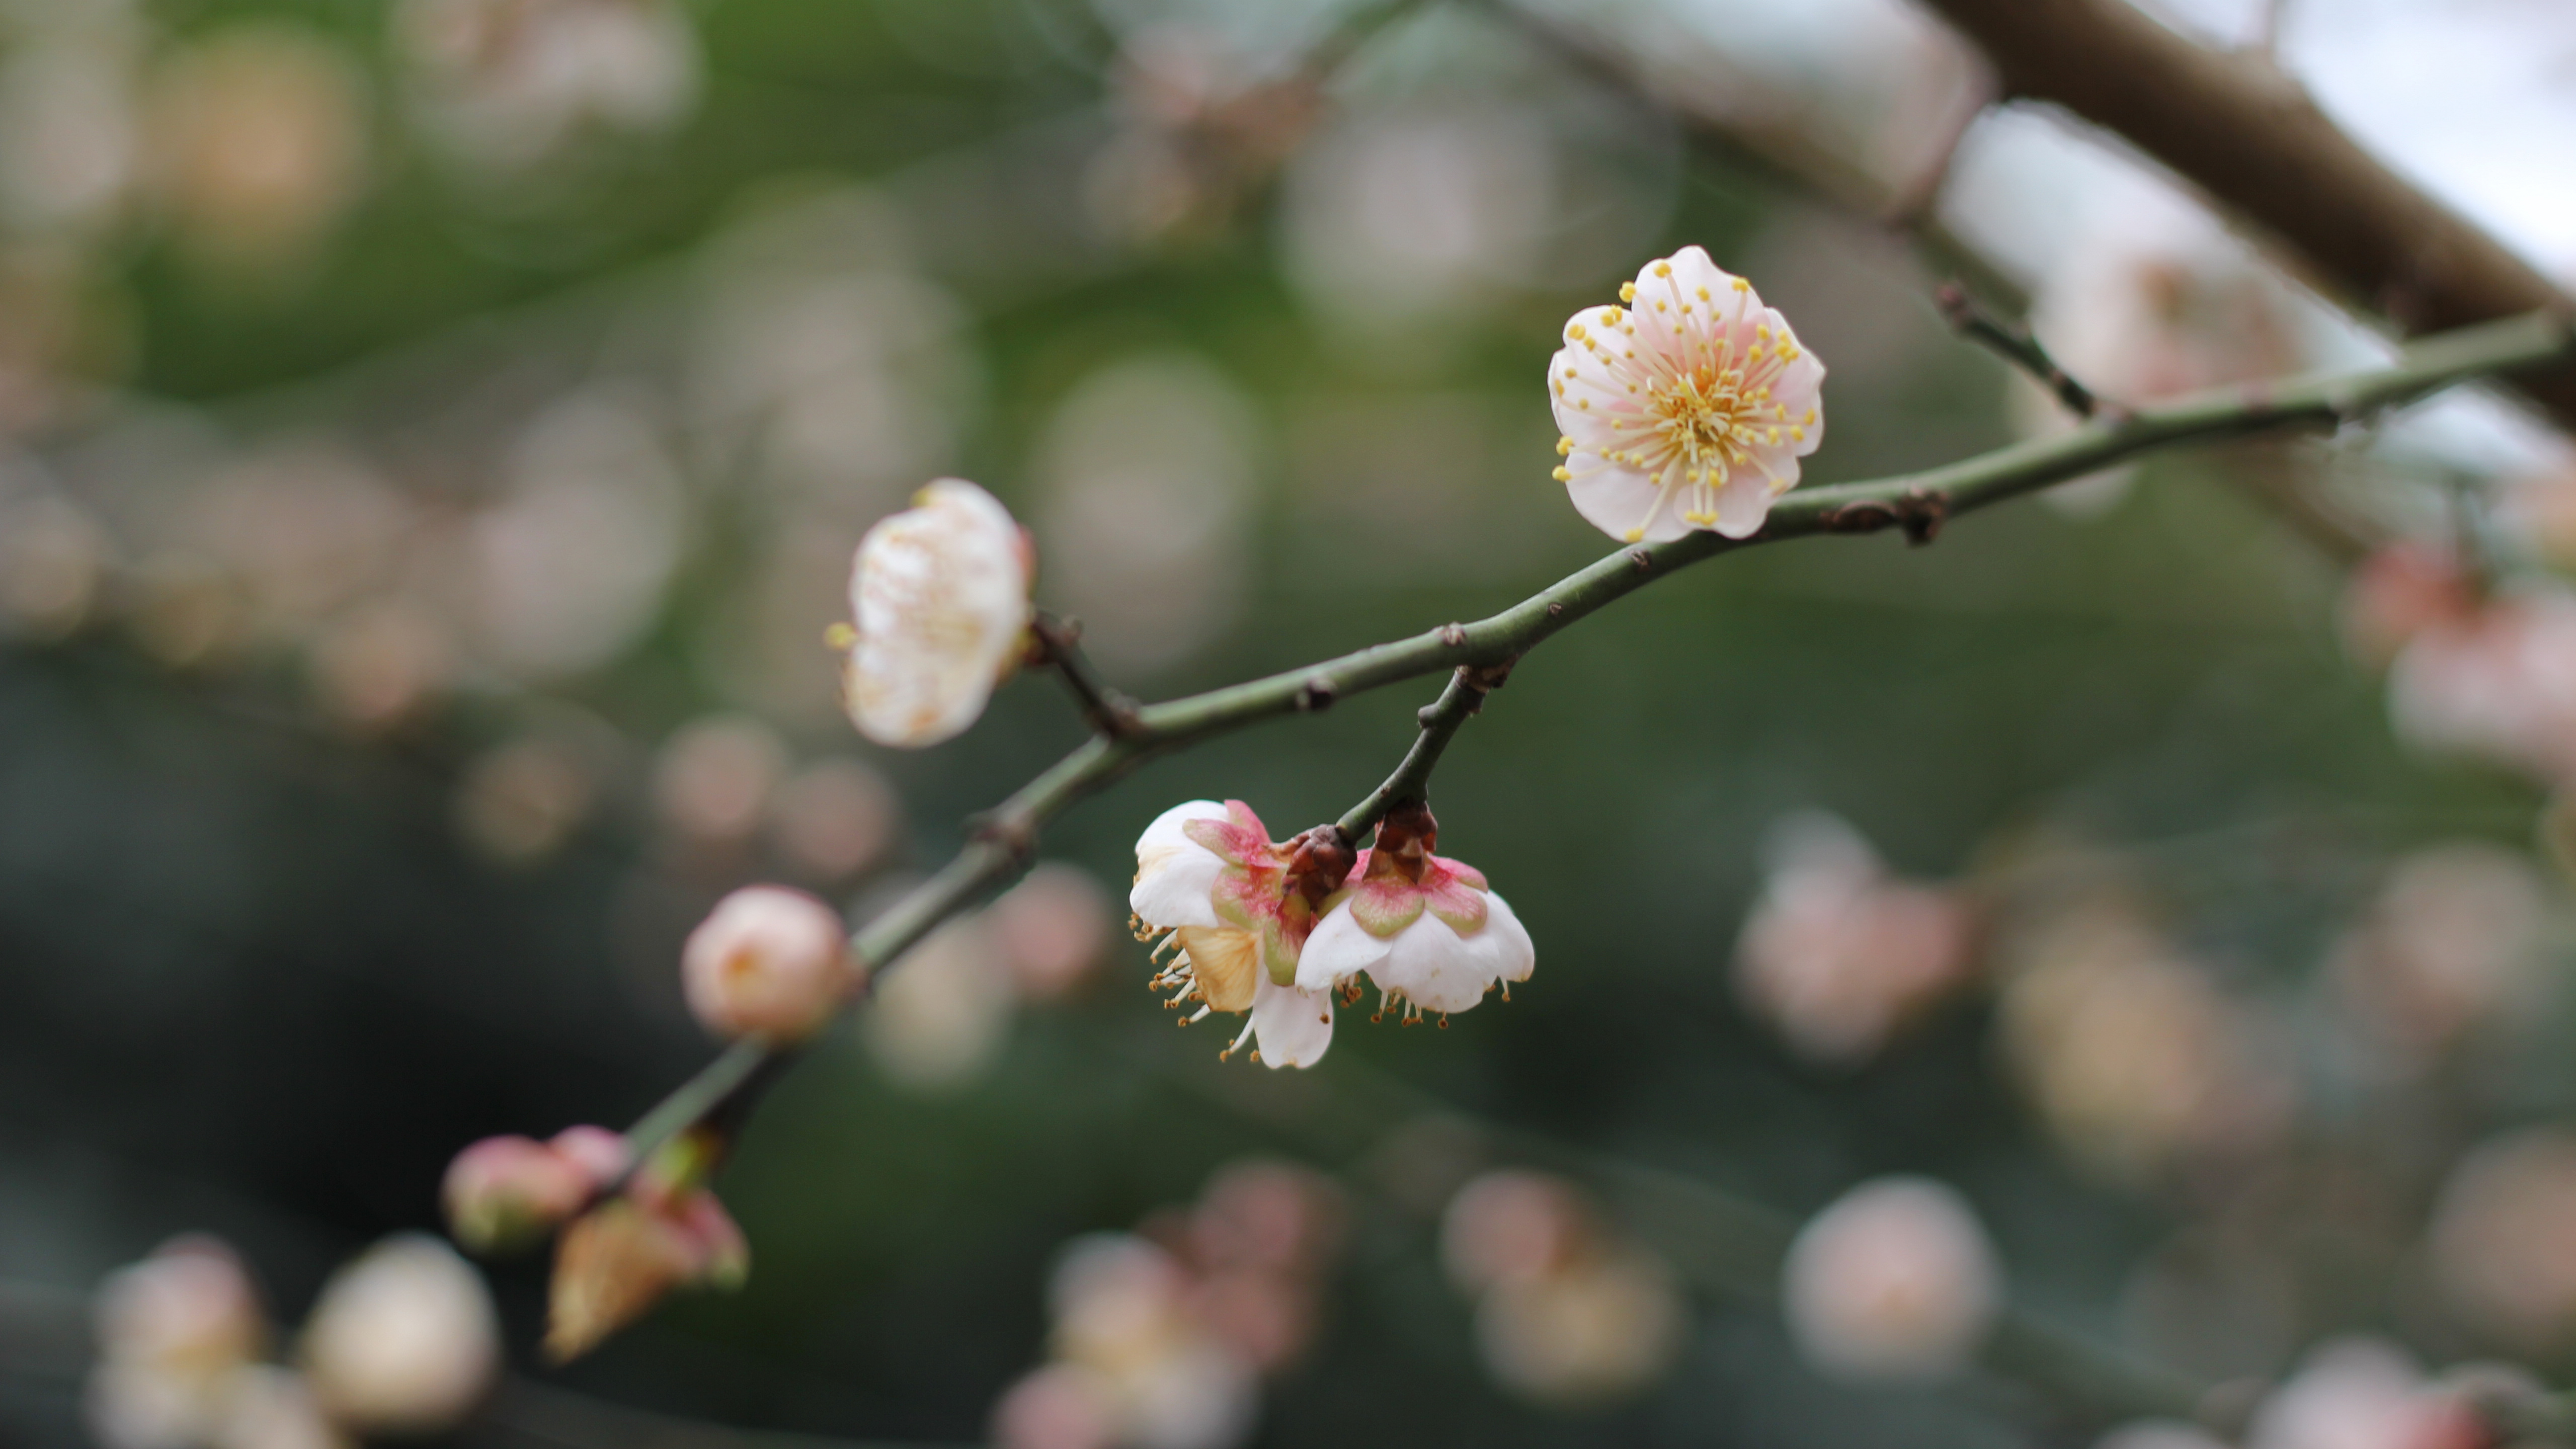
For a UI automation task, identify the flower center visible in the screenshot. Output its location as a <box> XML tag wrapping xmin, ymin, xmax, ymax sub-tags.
<box><xmin>1648</xmin><ymin>363</ymin><xmax>1755</xmax><ymax>471</ymax></box>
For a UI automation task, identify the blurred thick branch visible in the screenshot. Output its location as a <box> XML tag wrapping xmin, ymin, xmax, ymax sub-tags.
<box><xmin>1914</xmin><ymin>0</ymin><xmax>2576</xmax><ymax>431</ymax></box>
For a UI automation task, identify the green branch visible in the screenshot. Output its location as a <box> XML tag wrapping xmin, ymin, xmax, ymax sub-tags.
<box><xmin>613</xmin><ymin>308</ymin><xmax>2575</xmax><ymax>1219</ymax></box>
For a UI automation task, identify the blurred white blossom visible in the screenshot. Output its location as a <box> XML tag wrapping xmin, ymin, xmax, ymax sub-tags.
<box><xmin>1032</xmin><ymin>355</ymin><xmax>1253</xmax><ymax>676</ymax></box>
<box><xmin>467</xmin><ymin>389</ymin><xmax>687</xmax><ymax>681</ymax></box>
<box><xmin>990</xmin><ymin>862</ymin><xmax>1113</xmax><ymax>1001</ymax></box>
<box><xmin>394</xmin><ymin>0</ymin><xmax>701</xmax><ymax>172</ymax></box>
<box><xmin>843</xmin><ymin>478</ymin><xmax>1033</xmax><ymax>748</ymax></box>
<box><xmin>767</xmin><ymin>757</ymin><xmax>901</xmax><ymax>883</ymax></box>
<box><xmin>2329</xmin><ymin>842</ymin><xmax>2547</xmax><ymax>1071</ymax></box>
<box><xmin>87</xmin><ymin>1236</ymin><xmax>265</xmax><ymax>1449</ymax></box>
<box><xmin>653</xmin><ymin>714</ymin><xmax>789</xmax><ymax>849</ymax></box>
<box><xmin>1782</xmin><ymin>1176</ymin><xmax>1999</xmax><ymax>1383</ymax></box>
<box><xmin>145</xmin><ymin>24</ymin><xmax>369</xmax><ymax>271</ymax></box>
<box><xmin>2241</xmin><ymin>1339</ymin><xmax>2485</xmax><ymax>1449</ymax></box>
<box><xmin>298</xmin><ymin>1236</ymin><xmax>498</xmax><ymax>1435</ymax></box>
<box><xmin>862</xmin><ymin>913</ymin><xmax>1015</xmax><ymax>1090</ymax></box>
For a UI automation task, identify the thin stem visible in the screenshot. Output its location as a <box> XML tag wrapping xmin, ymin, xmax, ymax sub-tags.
<box><xmin>1335</xmin><ymin>661</ymin><xmax>1514</xmax><ymax>840</ymax></box>
<box><xmin>1937</xmin><ymin>279</ymin><xmax>2101</xmax><ymax>418</ymax></box>
<box><xmin>613</xmin><ymin>310</ymin><xmax>2575</xmax><ymax>1223</ymax></box>
<box><xmin>1028</xmin><ymin>613</ymin><xmax>1143</xmax><ymax>739</ymax></box>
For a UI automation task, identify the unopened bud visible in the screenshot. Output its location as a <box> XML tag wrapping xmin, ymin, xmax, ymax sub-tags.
<box><xmin>681</xmin><ymin>884</ymin><xmax>856</xmax><ymax>1042</ymax></box>
<box><xmin>545</xmin><ymin>1190</ymin><xmax>750</xmax><ymax>1362</ymax></box>
<box><xmin>443</xmin><ymin>1136</ymin><xmax>593</xmax><ymax>1256</ymax></box>
<box><xmin>300</xmin><ymin>1236</ymin><xmax>499</xmax><ymax>1434</ymax></box>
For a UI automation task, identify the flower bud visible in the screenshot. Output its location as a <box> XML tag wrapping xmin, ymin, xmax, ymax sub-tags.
<box><xmin>1782</xmin><ymin>1176</ymin><xmax>1999</xmax><ymax>1383</ymax></box>
<box><xmin>680</xmin><ymin>884</ymin><xmax>855</xmax><ymax>1042</ymax></box>
<box><xmin>545</xmin><ymin>1188</ymin><xmax>749</xmax><ymax>1362</ymax></box>
<box><xmin>443</xmin><ymin>1135</ymin><xmax>594</xmax><ymax>1256</ymax></box>
<box><xmin>299</xmin><ymin>1236</ymin><xmax>499</xmax><ymax>1434</ymax></box>
<box><xmin>93</xmin><ymin>1236</ymin><xmax>265</xmax><ymax>1380</ymax></box>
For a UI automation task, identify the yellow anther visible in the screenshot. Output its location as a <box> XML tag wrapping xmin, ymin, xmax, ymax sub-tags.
<box><xmin>1803</xmin><ymin>409</ymin><xmax>1817</xmax><ymax>425</ymax></box>
<box><xmin>1564</xmin><ymin>367</ymin><xmax>1577</xmax><ymax>378</ymax></box>
<box><xmin>1552</xmin><ymin>466</ymin><xmax>1571</xmax><ymax>481</ymax></box>
<box><xmin>822</xmin><ymin>621</ymin><xmax>857</xmax><ymax>651</ymax></box>
<box><xmin>1557</xmin><ymin>435</ymin><xmax>1574</xmax><ymax>455</ymax></box>
<box><xmin>1732</xmin><ymin>276</ymin><xmax>1750</xmax><ymax>292</ymax></box>
<box><xmin>1619</xmin><ymin>281</ymin><xmax>1638</xmax><ymax>302</ymax></box>
<box><xmin>1653</xmin><ymin>262</ymin><xmax>1672</xmax><ymax>277</ymax></box>
<box><xmin>1554</xmin><ymin>382</ymin><xmax>1565</xmax><ymax>397</ymax></box>
<box><xmin>1696</xmin><ymin>286</ymin><xmax>1711</xmax><ymax>301</ymax></box>
<box><xmin>1790</xmin><ymin>427</ymin><xmax>1806</xmax><ymax>441</ymax></box>
<box><xmin>1654</xmin><ymin>301</ymin><xmax>1667</xmax><ymax>312</ymax></box>
<box><xmin>1624</xmin><ymin>527</ymin><xmax>1645</xmax><ymax>541</ymax></box>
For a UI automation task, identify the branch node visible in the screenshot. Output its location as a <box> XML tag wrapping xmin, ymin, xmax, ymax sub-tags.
<box><xmin>1438</xmin><ymin>621</ymin><xmax>1469</xmax><ymax>648</ymax></box>
<box><xmin>1627</xmin><ymin>547</ymin><xmax>1653</xmax><ymax>571</ymax></box>
<box><xmin>1546</xmin><ymin>601</ymin><xmax>1565</xmax><ymax>618</ymax></box>
<box><xmin>1030</xmin><ymin>612</ymin><xmax>1145</xmax><ymax>739</ymax></box>
<box><xmin>1294</xmin><ymin>676</ymin><xmax>1338</xmax><ymax>712</ymax></box>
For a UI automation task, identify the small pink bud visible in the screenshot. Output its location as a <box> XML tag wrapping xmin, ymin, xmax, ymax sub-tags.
<box><xmin>442</xmin><ymin>1137</ymin><xmax>591</xmax><ymax>1257</ymax></box>
<box><xmin>680</xmin><ymin>884</ymin><xmax>856</xmax><ymax>1042</ymax></box>
<box><xmin>548</xmin><ymin>1126</ymin><xmax>631</xmax><ymax>1188</ymax></box>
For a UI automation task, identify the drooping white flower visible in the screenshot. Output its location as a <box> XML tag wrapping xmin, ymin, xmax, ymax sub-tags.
<box><xmin>680</xmin><ymin>883</ymin><xmax>856</xmax><ymax>1042</ymax></box>
<box><xmin>1782</xmin><ymin>1176</ymin><xmax>2000</xmax><ymax>1383</ymax></box>
<box><xmin>1130</xmin><ymin>799</ymin><xmax>1349</xmax><ymax>1068</ymax></box>
<box><xmin>1548</xmin><ymin>246</ymin><xmax>1826</xmax><ymax>544</ymax></box>
<box><xmin>1294</xmin><ymin>802</ymin><xmax>1533</xmax><ymax>1023</ymax></box>
<box><xmin>843</xmin><ymin>478</ymin><xmax>1034</xmax><ymax>748</ymax></box>
<box><xmin>299</xmin><ymin>1235</ymin><xmax>499</xmax><ymax>1434</ymax></box>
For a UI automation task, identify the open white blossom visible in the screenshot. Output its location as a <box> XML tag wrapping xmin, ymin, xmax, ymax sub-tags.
<box><xmin>1294</xmin><ymin>802</ymin><xmax>1533</xmax><ymax>1023</ymax></box>
<box><xmin>1548</xmin><ymin>246</ymin><xmax>1826</xmax><ymax>543</ymax></box>
<box><xmin>1782</xmin><ymin>1176</ymin><xmax>2000</xmax><ymax>1382</ymax></box>
<box><xmin>843</xmin><ymin>478</ymin><xmax>1033</xmax><ymax>747</ymax></box>
<box><xmin>299</xmin><ymin>1235</ymin><xmax>499</xmax><ymax>1434</ymax></box>
<box><xmin>1130</xmin><ymin>799</ymin><xmax>1344</xmax><ymax>1069</ymax></box>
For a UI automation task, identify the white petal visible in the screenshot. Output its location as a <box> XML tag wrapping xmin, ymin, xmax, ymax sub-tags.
<box><xmin>1130</xmin><ymin>850</ymin><xmax>1224</xmax><ymax>930</ymax></box>
<box><xmin>1129</xmin><ymin>800</ymin><xmax>1231</xmax><ymax>929</ymax></box>
<box><xmin>1712</xmin><ymin>471</ymin><xmax>1777</xmax><ymax>539</ymax></box>
<box><xmin>1250</xmin><ymin>978</ymin><xmax>1333</xmax><ymax>1069</ymax></box>
<box><xmin>1372</xmin><ymin>914</ymin><xmax>1493</xmax><ymax>1015</ymax></box>
<box><xmin>1565</xmin><ymin>459</ymin><xmax>1672</xmax><ymax>545</ymax></box>
<box><xmin>1482</xmin><ymin>890</ymin><xmax>1536</xmax><ymax>985</ymax></box>
<box><xmin>1295</xmin><ymin>902</ymin><xmax>1390</xmax><ymax>992</ymax></box>
<box><xmin>845</xmin><ymin>478</ymin><xmax>1032</xmax><ymax>748</ymax></box>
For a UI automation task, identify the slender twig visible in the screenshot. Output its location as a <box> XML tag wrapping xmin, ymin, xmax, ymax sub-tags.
<box><xmin>1028</xmin><ymin>612</ymin><xmax>1144</xmax><ymax>739</ymax></box>
<box><xmin>609</xmin><ymin>309</ymin><xmax>2576</xmax><ymax>1245</ymax></box>
<box><xmin>1334</xmin><ymin>660</ymin><xmax>1515</xmax><ymax>840</ymax></box>
<box><xmin>1937</xmin><ymin>279</ymin><xmax>2102</xmax><ymax>418</ymax></box>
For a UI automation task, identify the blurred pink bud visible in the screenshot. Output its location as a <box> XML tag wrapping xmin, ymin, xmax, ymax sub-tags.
<box><xmin>2388</xmin><ymin>590</ymin><xmax>2576</xmax><ymax>787</ymax></box>
<box><xmin>1189</xmin><ymin>1159</ymin><xmax>1345</xmax><ymax>1279</ymax></box>
<box><xmin>1782</xmin><ymin>1176</ymin><xmax>2000</xmax><ymax>1383</ymax></box>
<box><xmin>1734</xmin><ymin>812</ymin><xmax>1977</xmax><ymax>1065</ymax></box>
<box><xmin>549</xmin><ymin>1125</ymin><xmax>631</xmax><ymax>1186</ymax></box>
<box><xmin>2430</xmin><ymin>1130</ymin><xmax>2576</xmax><ymax>1353</ymax></box>
<box><xmin>443</xmin><ymin>1135</ymin><xmax>594</xmax><ymax>1256</ymax></box>
<box><xmin>653</xmin><ymin>714</ymin><xmax>788</xmax><ymax>847</ymax></box>
<box><xmin>299</xmin><ymin>1235</ymin><xmax>499</xmax><ymax>1434</ymax></box>
<box><xmin>93</xmin><ymin>1235</ymin><xmax>265</xmax><ymax>1379</ymax></box>
<box><xmin>990</xmin><ymin>863</ymin><xmax>1112</xmax><ymax>1000</ymax></box>
<box><xmin>681</xmin><ymin>884</ymin><xmax>856</xmax><ymax>1042</ymax></box>
<box><xmin>992</xmin><ymin>1363</ymin><xmax>1119</xmax><ymax>1449</ymax></box>
<box><xmin>769</xmin><ymin>757</ymin><xmax>900</xmax><ymax>881</ymax></box>
<box><xmin>2341</xmin><ymin>543</ymin><xmax>2477</xmax><ymax>669</ymax></box>
<box><xmin>2244</xmin><ymin>1338</ymin><xmax>2486</xmax><ymax>1449</ymax></box>
<box><xmin>1439</xmin><ymin>1170</ymin><xmax>1592</xmax><ymax>1294</ymax></box>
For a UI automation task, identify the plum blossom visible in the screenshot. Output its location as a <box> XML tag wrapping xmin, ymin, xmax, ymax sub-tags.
<box><xmin>1437</xmin><ymin>1170</ymin><xmax>1682</xmax><ymax>1404</ymax></box>
<box><xmin>1129</xmin><ymin>800</ymin><xmax>1352</xmax><ymax>1068</ymax></box>
<box><xmin>1781</xmin><ymin>1176</ymin><xmax>2000</xmax><ymax>1383</ymax></box>
<box><xmin>1548</xmin><ymin>245</ymin><xmax>1826</xmax><ymax>543</ymax></box>
<box><xmin>680</xmin><ymin>884</ymin><xmax>857</xmax><ymax>1042</ymax></box>
<box><xmin>1733</xmin><ymin>811</ymin><xmax>1978</xmax><ymax>1065</ymax></box>
<box><xmin>442</xmin><ymin>1125</ymin><xmax>627</xmax><ymax>1256</ymax></box>
<box><xmin>1295</xmin><ymin>801</ymin><xmax>1534</xmax><ymax>1024</ymax></box>
<box><xmin>2241</xmin><ymin>1339</ymin><xmax>2493</xmax><ymax>1449</ymax></box>
<box><xmin>298</xmin><ymin>1236</ymin><xmax>499</xmax><ymax>1434</ymax></box>
<box><xmin>842</xmin><ymin>478</ymin><xmax>1035</xmax><ymax>748</ymax></box>
<box><xmin>2386</xmin><ymin>585</ymin><xmax>2576</xmax><ymax>787</ymax></box>
<box><xmin>544</xmin><ymin>1153</ymin><xmax>748</xmax><ymax>1362</ymax></box>
<box><xmin>86</xmin><ymin>1236</ymin><xmax>267</xmax><ymax>1449</ymax></box>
